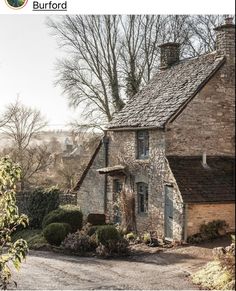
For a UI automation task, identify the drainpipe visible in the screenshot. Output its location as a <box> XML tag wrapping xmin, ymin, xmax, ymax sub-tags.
<box><xmin>103</xmin><ymin>133</ymin><xmax>109</xmax><ymax>213</ymax></box>
<box><xmin>183</xmin><ymin>203</ymin><xmax>188</xmax><ymax>241</ymax></box>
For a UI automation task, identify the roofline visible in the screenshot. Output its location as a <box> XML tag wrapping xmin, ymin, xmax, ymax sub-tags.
<box><xmin>74</xmin><ymin>140</ymin><xmax>103</xmax><ymax>191</ymax></box>
<box><xmin>184</xmin><ymin>200</ymin><xmax>235</xmax><ymax>204</ymax></box>
<box><xmin>107</xmin><ymin>125</ymin><xmax>164</xmax><ymax>131</ymax></box>
<box><xmin>165</xmin><ymin>56</ymin><xmax>226</xmax><ymax>127</ymax></box>
<box><xmin>108</xmin><ymin>54</ymin><xmax>226</xmax><ymax>131</ymax></box>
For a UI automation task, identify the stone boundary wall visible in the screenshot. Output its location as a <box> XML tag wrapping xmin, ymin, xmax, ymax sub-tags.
<box><xmin>16</xmin><ymin>192</ymin><xmax>77</xmax><ymax>215</ymax></box>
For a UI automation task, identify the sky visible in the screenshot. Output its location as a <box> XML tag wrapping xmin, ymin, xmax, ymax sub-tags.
<box><xmin>0</xmin><ymin>15</ymin><xmax>81</xmax><ymax>130</ymax></box>
<box><xmin>0</xmin><ymin>5</ymin><xmax>234</xmax><ymax>131</ymax></box>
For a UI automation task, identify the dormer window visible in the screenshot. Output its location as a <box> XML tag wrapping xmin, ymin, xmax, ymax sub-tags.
<box><xmin>137</xmin><ymin>130</ymin><xmax>149</xmax><ymax>159</ymax></box>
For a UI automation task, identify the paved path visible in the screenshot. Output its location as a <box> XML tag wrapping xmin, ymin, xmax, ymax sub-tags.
<box><xmin>12</xmin><ymin>250</ymin><xmax>197</xmax><ymax>290</ymax></box>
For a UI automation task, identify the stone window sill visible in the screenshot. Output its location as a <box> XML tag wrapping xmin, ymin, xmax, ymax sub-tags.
<box><xmin>135</xmin><ymin>159</ymin><xmax>150</xmax><ymax>164</ymax></box>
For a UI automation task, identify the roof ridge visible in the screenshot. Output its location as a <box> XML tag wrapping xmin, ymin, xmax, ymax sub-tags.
<box><xmin>108</xmin><ymin>52</ymin><xmax>226</xmax><ymax>130</ymax></box>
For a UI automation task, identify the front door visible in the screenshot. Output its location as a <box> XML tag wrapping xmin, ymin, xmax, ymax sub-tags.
<box><xmin>164</xmin><ymin>185</ymin><xmax>173</xmax><ymax>239</ymax></box>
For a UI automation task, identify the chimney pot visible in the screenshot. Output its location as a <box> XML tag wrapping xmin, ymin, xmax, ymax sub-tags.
<box><xmin>225</xmin><ymin>17</ymin><xmax>233</xmax><ymax>25</ymax></box>
<box><xmin>159</xmin><ymin>42</ymin><xmax>180</xmax><ymax>69</ymax></box>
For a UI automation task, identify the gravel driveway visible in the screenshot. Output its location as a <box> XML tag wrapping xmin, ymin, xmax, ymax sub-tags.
<box><xmin>12</xmin><ymin>250</ymin><xmax>197</xmax><ymax>290</ymax></box>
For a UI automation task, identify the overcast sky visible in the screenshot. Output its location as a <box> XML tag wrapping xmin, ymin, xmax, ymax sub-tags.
<box><xmin>0</xmin><ymin>15</ymin><xmax>81</xmax><ymax>130</ymax></box>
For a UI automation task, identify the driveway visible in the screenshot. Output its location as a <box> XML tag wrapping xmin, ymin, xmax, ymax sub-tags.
<box><xmin>12</xmin><ymin>237</ymin><xmax>230</xmax><ymax>290</ymax></box>
<box><xmin>12</xmin><ymin>250</ymin><xmax>196</xmax><ymax>290</ymax></box>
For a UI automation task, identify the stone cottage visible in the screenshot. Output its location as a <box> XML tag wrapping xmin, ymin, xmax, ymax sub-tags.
<box><xmin>75</xmin><ymin>18</ymin><xmax>235</xmax><ymax>241</ymax></box>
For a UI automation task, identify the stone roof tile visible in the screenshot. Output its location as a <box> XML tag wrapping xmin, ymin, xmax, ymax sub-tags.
<box><xmin>108</xmin><ymin>53</ymin><xmax>225</xmax><ymax>129</ymax></box>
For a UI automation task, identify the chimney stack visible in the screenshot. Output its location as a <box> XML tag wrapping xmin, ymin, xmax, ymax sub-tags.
<box><xmin>159</xmin><ymin>42</ymin><xmax>180</xmax><ymax>69</ymax></box>
<box><xmin>214</xmin><ymin>17</ymin><xmax>235</xmax><ymax>58</ymax></box>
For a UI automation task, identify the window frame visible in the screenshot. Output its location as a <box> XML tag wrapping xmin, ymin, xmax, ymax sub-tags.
<box><xmin>136</xmin><ymin>130</ymin><xmax>149</xmax><ymax>160</ymax></box>
<box><xmin>137</xmin><ymin>182</ymin><xmax>149</xmax><ymax>214</ymax></box>
<box><xmin>113</xmin><ymin>179</ymin><xmax>122</xmax><ymax>223</ymax></box>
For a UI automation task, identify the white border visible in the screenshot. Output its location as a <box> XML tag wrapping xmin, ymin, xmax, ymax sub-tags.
<box><xmin>0</xmin><ymin>0</ymin><xmax>235</xmax><ymax>14</ymax></box>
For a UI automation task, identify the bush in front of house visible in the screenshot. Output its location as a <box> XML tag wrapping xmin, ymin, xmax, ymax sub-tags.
<box><xmin>62</xmin><ymin>231</ymin><xmax>97</xmax><ymax>253</ymax></box>
<box><xmin>42</xmin><ymin>204</ymin><xmax>83</xmax><ymax>232</ymax></box>
<box><xmin>187</xmin><ymin>220</ymin><xmax>228</xmax><ymax>244</ymax></box>
<box><xmin>200</xmin><ymin>220</ymin><xmax>228</xmax><ymax>239</ymax></box>
<box><xmin>95</xmin><ymin>225</ymin><xmax>129</xmax><ymax>257</ymax></box>
<box><xmin>43</xmin><ymin>223</ymin><xmax>71</xmax><ymax>246</ymax></box>
<box><xmin>96</xmin><ymin>237</ymin><xmax>129</xmax><ymax>257</ymax></box>
<box><xmin>87</xmin><ymin>213</ymin><xmax>106</xmax><ymax>225</ymax></box>
<box><xmin>192</xmin><ymin>237</ymin><xmax>235</xmax><ymax>290</ymax></box>
<box><xmin>96</xmin><ymin>225</ymin><xmax>121</xmax><ymax>245</ymax></box>
<box><xmin>27</xmin><ymin>187</ymin><xmax>60</xmax><ymax>228</ymax></box>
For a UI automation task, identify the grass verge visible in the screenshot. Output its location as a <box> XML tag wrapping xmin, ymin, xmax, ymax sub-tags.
<box><xmin>12</xmin><ymin>229</ymin><xmax>50</xmax><ymax>250</ymax></box>
<box><xmin>192</xmin><ymin>261</ymin><xmax>235</xmax><ymax>290</ymax></box>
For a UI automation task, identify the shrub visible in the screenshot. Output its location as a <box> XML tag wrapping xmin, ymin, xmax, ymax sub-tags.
<box><xmin>0</xmin><ymin>157</ymin><xmax>28</xmax><ymax>289</ymax></box>
<box><xmin>192</xmin><ymin>261</ymin><xmax>233</xmax><ymax>290</ymax></box>
<box><xmin>87</xmin><ymin>213</ymin><xmax>106</xmax><ymax>225</ymax></box>
<box><xmin>125</xmin><ymin>232</ymin><xmax>136</xmax><ymax>241</ymax></box>
<box><xmin>43</xmin><ymin>223</ymin><xmax>71</xmax><ymax>246</ymax></box>
<box><xmin>96</xmin><ymin>238</ymin><xmax>129</xmax><ymax>257</ymax></box>
<box><xmin>187</xmin><ymin>220</ymin><xmax>228</xmax><ymax>244</ymax></box>
<box><xmin>42</xmin><ymin>204</ymin><xmax>83</xmax><ymax>232</ymax></box>
<box><xmin>87</xmin><ymin>225</ymin><xmax>101</xmax><ymax>237</ymax></box>
<box><xmin>27</xmin><ymin>187</ymin><xmax>60</xmax><ymax>228</ymax></box>
<box><xmin>200</xmin><ymin>220</ymin><xmax>228</xmax><ymax>239</ymax></box>
<box><xmin>96</xmin><ymin>225</ymin><xmax>121</xmax><ymax>246</ymax></box>
<box><xmin>62</xmin><ymin>231</ymin><xmax>97</xmax><ymax>253</ymax></box>
<box><xmin>142</xmin><ymin>232</ymin><xmax>151</xmax><ymax>244</ymax></box>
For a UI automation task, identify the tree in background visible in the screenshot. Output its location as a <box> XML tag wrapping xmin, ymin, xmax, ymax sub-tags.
<box><xmin>0</xmin><ymin>100</ymin><xmax>49</xmax><ymax>190</ymax></box>
<box><xmin>48</xmin><ymin>15</ymin><xmax>226</xmax><ymax>127</ymax></box>
<box><xmin>0</xmin><ymin>157</ymin><xmax>28</xmax><ymax>290</ymax></box>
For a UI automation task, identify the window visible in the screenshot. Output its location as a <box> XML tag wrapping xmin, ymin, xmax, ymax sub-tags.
<box><xmin>114</xmin><ymin>179</ymin><xmax>122</xmax><ymax>195</ymax></box>
<box><xmin>137</xmin><ymin>130</ymin><xmax>149</xmax><ymax>159</ymax></box>
<box><xmin>137</xmin><ymin>182</ymin><xmax>148</xmax><ymax>214</ymax></box>
<box><xmin>113</xmin><ymin>179</ymin><xmax>122</xmax><ymax>223</ymax></box>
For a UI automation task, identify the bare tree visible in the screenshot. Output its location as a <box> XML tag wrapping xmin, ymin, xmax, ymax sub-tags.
<box><xmin>0</xmin><ymin>100</ymin><xmax>48</xmax><ymax>189</ymax></box>
<box><xmin>184</xmin><ymin>15</ymin><xmax>226</xmax><ymax>57</ymax></box>
<box><xmin>48</xmin><ymin>15</ymin><xmax>124</xmax><ymax>123</ymax></box>
<box><xmin>48</xmin><ymin>15</ymin><xmax>227</xmax><ymax>126</ymax></box>
<box><xmin>1</xmin><ymin>100</ymin><xmax>47</xmax><ymax>151</ymax></box>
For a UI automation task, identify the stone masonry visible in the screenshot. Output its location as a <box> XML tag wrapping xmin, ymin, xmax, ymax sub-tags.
<box><xmin>165</xmin><ymin>59</ymin><xmax>235</xmax><ymax>156</ymax></box>
<box><xmin>105</xmin><ymin>129</ymin><xmax>168</xmax><ymax>237</ymax></box>
<box><xmin>76</xmin><ymin>19</ymin><xmax>235</xmax><ymax>240</ymax></box>
<box><xmin>76</xmin><ymin>143</ymin><xmax>106</xmax><ymax>216</ymax></box>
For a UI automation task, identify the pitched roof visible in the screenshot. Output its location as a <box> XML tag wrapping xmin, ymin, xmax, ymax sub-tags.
<box><xmin>74</xmin><ymin>140</ymin><xmax>102</xmax><ymax>191</ymax></box>
<box><xmin>167</xmin><ymin>156</ymin><xmax>235</xmax><ymax>203</ymax></box>
<box><xmin>108</xmin><ymin>53</ymin><xmax>225</xmax><ymax>129</ymax></box>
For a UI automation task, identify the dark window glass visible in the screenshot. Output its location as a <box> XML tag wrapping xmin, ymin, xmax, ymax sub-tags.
<box><xmin>113</xmin><ymin>179</ymin><xmax>122</xmax><ymax>223</ymax></box>
<box><xmin>137</xmin><ymin>130</ymin><xmax>149</xmax><ymax>159</ymax></box>
<box><xmin>137</xmin><ymin>182</ymin><xmax>148</xmax><ymax>214</ymax></box>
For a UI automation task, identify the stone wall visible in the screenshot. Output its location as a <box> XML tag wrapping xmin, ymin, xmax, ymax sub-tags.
<box><xmin>164</xmin><ymin>160</ymin><xmax>184</xmax><ymax>240</ymax></box>
<box><xmin>165</xmin><ymin>60</ymin><xmax>235</xmax><ymax>156</ymax></box>
<box><xmin>16</xmin><ymin>191</ymin><xmax>77</xmax><ymax>215</ymax></box>
<box><xmin>107</xmin><ymin>129</ymin><xmax>169</xmax><ymax>237</ymax></box>
<box><xmin>77</xmin><ymin>142</ymin><xmax>106</xmax><ymax>217</ymax></box>
<box><xmin>59</xmin><ymin>193</ymin><xmax>77</xmax><ymax>205</ymax></box>
<box><xmin>186</xmin><ymin>203</ymin><xmax>235</xmax><ymax>237</ymax></box>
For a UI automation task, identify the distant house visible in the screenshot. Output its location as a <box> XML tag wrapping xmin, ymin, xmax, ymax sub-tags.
<box><xmin>75</xmin><ymin>18</ymin><xmax>235</xmax><ymax>240</ymax></box>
